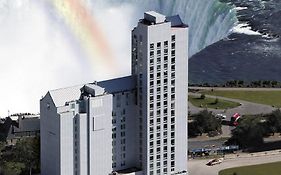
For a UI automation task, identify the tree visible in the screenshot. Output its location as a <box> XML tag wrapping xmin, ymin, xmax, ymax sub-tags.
<box><xmin>0</xmin><ymin>137</ymin><xmax>40</xmax><ymax>175</ymax></box>
<box><xmin>265</xmin><ymin>109</ymin><xmax>281</xmax><ymax>134</ymax></box>
<box><xmin>13</xmin><ymin>137</ymin><xmax>40</xmax><ymax>175</ymax></box>
<box><xmin>200</xmin><ymin>94</ymin><xmax>206</xmax><ymax>99</ymax></box>
<box><xmin>0</xmin><ymin>141</ymin><xmax>5</xmax><ymax>152</ymax></box>
<box><xmin>227</xmin><ymin>116</ymin><xmax>265</xmax><ymax>148</ymax></box>
<box><xmin>1</xmin><ymin>162</ymin><xmax>24</xmax><ymax>175</ymax></box>
<box><xmin>192</xmin><ymin>110</ymin><xmax>222</xmax><ymax>135</ymax></box>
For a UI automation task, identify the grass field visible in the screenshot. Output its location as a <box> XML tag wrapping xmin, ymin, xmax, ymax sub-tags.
<box><xmin>201</xmin><ymin>90</ymin><xmax>281</xmax><ymax>107</ymax></box>
<box><xmin>189</xmin><ymin>95</ymin><xmax>240</xmax><ymax>109</ymax></box>
<box><xmin>219</xmin><ymin>161</ymin><xmax>281</xmax><ymax>175</ymax></box>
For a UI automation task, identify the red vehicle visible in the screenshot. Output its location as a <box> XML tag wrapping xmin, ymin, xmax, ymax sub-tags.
<box><xmin>231</xmin><ymin>113</ymin><xmax>241</xmax><ymax>126</ymax></box>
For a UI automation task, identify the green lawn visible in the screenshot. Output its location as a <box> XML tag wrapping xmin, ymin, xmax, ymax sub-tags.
<box><xmin>201</xmin><ymin>90</ymin><xmax>281</xmax><ymax>107</ymax></box>
<box><xmin>219</xmin><ymin>161</ymin><xmax>281</xmax><ymax>175</ymax></box>
<box><xmin>188</xmin><ymin>95</ymin><xmax>240</xmax><ymax>109</ymax></box>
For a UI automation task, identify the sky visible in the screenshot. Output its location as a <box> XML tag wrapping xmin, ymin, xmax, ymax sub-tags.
<box><xmin>0</xmin><ymin>0</ymin><xmax>142</xmax><ymax>117</ymax></box>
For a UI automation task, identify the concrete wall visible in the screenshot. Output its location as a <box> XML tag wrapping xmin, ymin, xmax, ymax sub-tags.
<box><xmin>89</xmin><ymin>94</ymin><xmax>113</xmax><ymax>175</ymax></box>
<box><xmin>112</xmin><ymin>90</ymin><xmax>138</xmax><ymax>171</ymax></box>
<box><xmin>173</xmin><ymin>27</ymin><xmax>188</xmax><ymax>175</ymax></box>
<box><xmin>40</xmin><ymin>93</ymin><xmax>61</xmax><ymax>175</ymax></box>
<box><xmin>59</xmin><ymin>111</ymin><xmax>74</xmax><ymax>175</ymax></box>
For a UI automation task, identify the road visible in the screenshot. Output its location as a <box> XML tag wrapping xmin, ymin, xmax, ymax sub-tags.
<box><xmin>189</xmin><ymin>92</ymin><xmax>276</xmax><ymax>137</ymax></box>
<box><xmin>188</xmin><ymin>150</ymin><xmax>281</xmax><ymax>175</ymax></box>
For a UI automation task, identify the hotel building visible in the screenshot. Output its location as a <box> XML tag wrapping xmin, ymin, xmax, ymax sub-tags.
<box><xmin>40</xmin><ymin>11</ymin><xmax>188</xmax><ymax>175</ymax></box>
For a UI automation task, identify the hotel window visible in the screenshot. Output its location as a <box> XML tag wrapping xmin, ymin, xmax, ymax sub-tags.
<box><xmin>150</xmin><ymin>59</ymin><xmax>154</xmax><ymax>65</ymax></box>
<box><xmin>164</xmin><ymin>41</ymin><xmax>168</xmax><ymax>47</ymax></box>
<box><xmin>112</xmin><ymin>133</ymin><xmax>116</xmax><ymax>139</ymax></box>
<box><xmin>171</xmin><ymin>57</ymin><xmax>175</xmax><ymax>64</ymax></box>
<box><xmin>172</xmin><ymin>42</ymin><xmax>175</xmax><ymax>49</ymax></box>
<box><xmin>150</xmin><ymin>43</ymin><xmax>154</xmax><ymax>50</ymax></box>
<box><xmin>171</xmin><ymin>50</ymin><xmax>175</xmax><ymax>57</ymax></box>
<box><xmin>164</xmin><ymin>145</ymin><xmax>167</xmax><ymax>152</ymax></box>
<box><xmin>171</xmin><ymin>109</ymin><xmax>175</xmax><ymax>116</ymax></box>
<box><xmin>171</xmin><ymin>132</ymin><xmax>175</xmax><ymax>139</ymax></box>
<box><xmin>157</xmin><ymin>50</ymin><xmax>161</xmax><ymax>56</ymax></box>
<box><xmin>157</xmin><ymin>57</ymin><xmax>161</xmax><ymax>64</ymax></box>
<box><xmin>157</xmin><ymin>42</ymin><xmax>161</xmax><ymax>49</ymax></box>
<box><xmin>164</xmin><ymin>116</ymin><xmax>167</xmax><ymax>123</ymax></box>
<box><xmin>172</xmin><ymin>35</ymin><xmax>176</xmax><ymax>42</ymax></box>
<box><xmin>171</xmin><ymin>117</ymin><xmax>175</xmax><ymax>124</ymax></box>
<box><xmin>157</xmin><ymin>95</ymin><xmax>161</xmax><ymax>100</ymax></box>
<box><xmin>171</xmin><ymin>139</ymin><xmax>175</xmax><ymax>146</ymax></box>
<box><xmin>150</xmin><ymin>119</ymin><xmax>154</xmax><ymax>126</ymax></box>
<box><xmin>171</xmin><ymin>94</ymin><xmax>175</xmax><ymax>101</ymax></box>
<box><xmin>157</xmin><ymin>65</ymin><xmax>161</xmax><ymax>71</ymax></box>
<box><xmin>164</xmin><ymin>49</ymin><xmax>168</xmax><ymax>56</ymax></box>
<box><xmin>157</xmin><ymin>110</ymin><xmax>160</xmax><ymax>115</ymax></box>
<box><xmin>157</xmin><ymin>118</ymin><xmax>160</xmax><ymax>124</ymax></box>
<box><xmin>171</xmin><ymin>65</ymin><xmax>175</xmax><ymax>71</ymax></box>
<box><xmin>112</xmin><ymin>119</ymin><xmax>116</xmax><ymax>124</ymax></box>
<box><xmin>157</xmin><ymin>162</ymin><xmax>160</xmax><ymax>168</ymax></box>
<box><xmin>171</xmin><ymin>125</ymin><xmax>175</xmax><ymax>131</ymax></box>
<box><xmin>157</xmin><ymin>72</ymin><xmax>161</xmax><ymax>78</ymax></box>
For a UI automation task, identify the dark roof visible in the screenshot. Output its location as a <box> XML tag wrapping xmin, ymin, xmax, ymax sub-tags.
<box><xmin>166</xmin><ymin>15</ymin><xmax>188</xmax><ymax>28</ymax></box>
<box><xmin>98</xmin><ymin>76</ymin><xmax>137</xmax><ymax>94</ymax></box>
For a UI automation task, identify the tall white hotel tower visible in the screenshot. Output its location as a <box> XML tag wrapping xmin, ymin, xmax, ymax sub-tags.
<box><xmin>132</xmin><ymin>11</ymin><xmax>188</xmax><ymax>175</ymax></box>
<box><xmin>40</xmin><ymin>11</ymin><xmax>188</xmax><ymax>175</ymax></box>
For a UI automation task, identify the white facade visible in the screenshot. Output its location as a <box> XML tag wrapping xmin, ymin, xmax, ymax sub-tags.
<box><xmin>132</xmin><ymin>11</ymin><xmax>188</xmax><ymax>175</ymax></box>
<box><xmin>41</xmin><ymin>11</ymin><xmax>188</xmax><ymax>175</ymax></box>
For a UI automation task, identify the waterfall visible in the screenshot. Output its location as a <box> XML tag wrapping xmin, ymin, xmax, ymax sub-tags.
<box><xmin>86</xmin><ymin>0</ymin><xmax>238</xmax><ymax>57</ymax></box>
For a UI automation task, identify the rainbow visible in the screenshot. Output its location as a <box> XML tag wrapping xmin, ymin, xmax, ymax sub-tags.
<box><xmin>48</xmin><ymin>0</ymin><xmax>118</xmax><ymax>77</ymax></box>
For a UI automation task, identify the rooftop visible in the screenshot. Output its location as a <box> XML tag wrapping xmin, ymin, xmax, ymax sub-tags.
<box><xmin>144</xmin><ymin>11</ymin><xmax>166</xmax><ymax>24</ymax></box>
<box><xmin>48</xmin><ymin>76</ymin><xmax>137</xmax><ymax>107</ymax></box>
<box><xmin>140</xmin><ymin>11</ymin><xmax>188</xmax><ymax>28</ymax></box>
<box><xmin>166</xmin><ymin>15</ymin><xmax>188</xmax><ymax>28</ymax></box>
<box><xmin>98</xmin><ymin>75</ymin><xmax>137</xmax><ymax>94</ymax></box>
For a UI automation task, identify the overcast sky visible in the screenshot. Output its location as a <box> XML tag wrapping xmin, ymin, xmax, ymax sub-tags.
<box><xmin>0</xmin><ymin>0</ymin><xmax>143</xmax><ymax>117</ymax></box>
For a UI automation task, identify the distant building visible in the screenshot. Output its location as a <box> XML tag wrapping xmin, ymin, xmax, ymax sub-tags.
<box><xmin>40</xmin><ymin>11</ymin><xmax>188</xmax><ymax>175</ymax></box>
<box><xmin>0</xmin><ymin>114</ymin><xmax>40</xmax><ymax>145</ymax></box>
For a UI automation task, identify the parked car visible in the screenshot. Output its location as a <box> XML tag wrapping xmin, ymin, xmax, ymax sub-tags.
<box><xmin>215</xmin><ymin>114</ymin><xmax>226</xmax><ymax>120</ymax></box>
<box><xmin>206</xmin><ymin>158</ymin><xmax>224</xmax><ymax>166</ymax></box>
<box><xmin>231</xmin><ymin>113</ymin><xmax>241</xmax><ymax>126</ymax></box>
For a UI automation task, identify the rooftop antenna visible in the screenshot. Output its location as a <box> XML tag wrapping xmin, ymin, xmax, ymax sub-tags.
<box><xmin>8</xmin><ymin>110</ymin><xmax>10</xmax><ymax>117</ymax></box>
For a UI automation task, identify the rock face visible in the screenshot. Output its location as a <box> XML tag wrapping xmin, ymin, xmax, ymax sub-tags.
<box><xmin>190</xmin><ymin>0</ymin><xmax>281</xmax><ymax>84</ymax></box>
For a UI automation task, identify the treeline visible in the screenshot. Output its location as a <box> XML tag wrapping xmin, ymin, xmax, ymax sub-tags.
<box><xmin>10</xmin><ymin>113</ymin><xmax>36</xmax><ymax>117</ymax></box>
<box><xmin>226</xmin><ymin>109</ymin><xmax>281</xmax><ymax>149</ymax></box>
<box><xmin>189</xmin><ymin>80</ymin><xmax>281</xmax><ymax>88</ymax></box>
